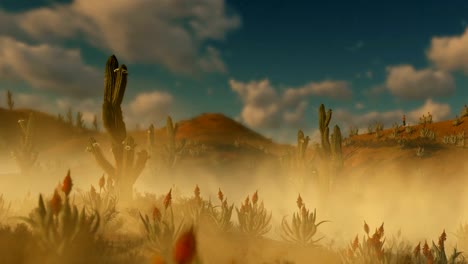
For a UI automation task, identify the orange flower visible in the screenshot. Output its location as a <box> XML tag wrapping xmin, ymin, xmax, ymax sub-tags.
<box><xmin>422</xmin><ymin>241</ymin><xmax>431</xmax><ymax>257</ymax></box>
<box><xmin>153</xmin><ymin>207</ymin><xmax>162</xmax><ymax>222</ymax></box>
<box><xmin>413</xmin><ymin>242</ymin><xmax>421</xmax><ymax>257</ymax></box>
<box><xmin>50</xmin><ymin>190</ymin><xmax>62</xmax><ymax>215</ymax></box>
<box><xmin>363</xmin><ymin>221</ymin><xmax>369</xmax><ymax>235</ymax></box>
<box><xmin>99</xmin><ymin>175</ymin><xmax>106</xmax><ymax>190</ymax></box>
<box><xmin>252</xmin><ymin>191</ymin><xmax>258</xmax><ymax>204</ymax></box>
<box><xmin>61</xmin><ymin>170</ymin><xmax>73</xmax><ymax>196</ymax></box>
<box><xmin>438</xmin><ymin>229</ymin><xmax>446</xmax><ymax>250</ymax></box>
<box><xmin>173</xmin><ymin>227</ymin><xmax>196</xmax><ymax>264</ymax></box>
<box><xmin>244</xmin><ymin>195</ymin><xmax>250</xmax><ymax>206</ymax></box>
<box><xmin>296</xmin><ymin>194</ymin><xmax>303</xmax><ymax>209</ymax></box>
<box><xmin>217</xmin><ymin>188</ymin><xmax>224</xmax><ymax>201</ymax></box>
<box><xmin>377</xmin><ymin>223</ymin><xmax>384</xmax><ymax>237</ymax></box>
<box><xmin>164</xmin><ymin>189</ymin><xmax>172</xmax><ymax>210</ymax></box>
<box><xmin>351</xmin><ymin>235</ymin><xmax>359</xmax><ymax>251</ymax></box>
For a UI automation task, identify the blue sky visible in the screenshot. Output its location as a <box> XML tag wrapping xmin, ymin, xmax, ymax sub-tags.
<box><xmin>1</xmin><ymin>0</ymin><xmax>468</xmax><ymax>143</ymax></box>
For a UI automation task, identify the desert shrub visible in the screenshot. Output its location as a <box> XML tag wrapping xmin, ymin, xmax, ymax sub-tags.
<box><xmin>139</xmin><ymin>189</ymin><xmax>185</xmax><ymax>257</ymax></box>
<box><xmin>442</xmin><ymin>131</ymin><xmax>465</xmax><ymax>147</ymax></box>
<box><xmin>349</xmin><ymin>126</ymin><xmax>359</xmax><ymax>137</ymax></box>
<box><xmin>413</xmin><ymin>230</ymin><xmax>465</xmax><ymax>264</ymax></box>
<box><xmin>405</xmin><ymin>125</ymin><xmax>414</xmax><ymax>134</ymax></box>
<box><xmin>207</xmin><ymin>188</ymin><xmax>234</xmax><ymax>234</ymax></box>
<box><xmin>236</xmin><ymin>191</ymin><xmax>272</xmax><ymax>238</ymax></box>
<box><xmin>280</xmin><ymin>194</ymin><xmax>328</xmax><ymax>247</ymax></box>
<box><xmin>420</xmin><ymin>128</ymin><xmax>436</xmax><ymax>140</ymax></box>
<box><xmin>17</xmin><ymin>171</ymin><xmax>103</xmax><ymax>262</ymax></box>
<box><xmin>80</xmin><ymin>175</ymin><xmax>119</xmax><ymax>234</ymax></box>
<box><xmin>374</xmin><ymin>122</ymin><xmax>384</xmax><ymax>132</ymax></box>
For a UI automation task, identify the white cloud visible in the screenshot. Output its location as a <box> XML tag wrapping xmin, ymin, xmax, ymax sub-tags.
<box><xmin>385</xmin><ymin>65</ymin><xmax>455</xmax><ymax>100</ymax></box>
<box><xmin>427</xmin><ymin>28</ymin><xmax>468</xmax><ymax>73</ymax></box>
<box><xmin>407</xmin><ymin>98</ymin><xmax>451</xmax><ymax>123</ymax></box>
<box><xmin>0</xmin><ymin>37</ymin><xmax>100</xmax><ymax>98</ymax></box>
<box><xmin>229</xmin><ymin>79</ymin><xmax>281</xmax><ymax>128</ymax></box>
<box><xmin>283</xmin><ymin>80</ymin><xmax>351</xmax><ymax>106</ymax></box>
<box><xmin>283</xmin><ymin>101</ymin><xmax>308</xmax><ymax>125</ymax></box>
<box><xmin>229</xmin><ymin>78</ymin><xmax>351</xmax><ymax>129</ymax></box>
<box><xmin>127</xmin><ymin>91</ymin><xmax>173</xmax><ymax>127</ymax></box>
<box><xmin>4</xmin><ymin>0</ymin><xmax>240</xmax><ymax>75</ymax></box>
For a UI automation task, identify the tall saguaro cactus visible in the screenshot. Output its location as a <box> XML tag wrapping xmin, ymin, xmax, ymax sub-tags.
<box><xmin>317</xmin><ymin>104</ymin><xmax>343</xmax><ymax>194</ymax></box>
<box><xmin>87</xmin><ymin>55</ymin><xmax>148</xmax><ymax>202</ymax></box>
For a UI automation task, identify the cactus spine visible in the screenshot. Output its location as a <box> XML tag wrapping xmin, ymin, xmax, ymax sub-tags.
<box><xmin>87</xmin><ymin>55</ymin><xmax>148</xmax><ymax>202</ymax></box>
<box><xmin>13</xmin><ymin>112</ymin><xmax>38</xmax><ymax>175</ymax></box>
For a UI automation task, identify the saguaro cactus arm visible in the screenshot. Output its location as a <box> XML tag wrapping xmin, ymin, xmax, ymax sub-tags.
<box><xmin>87</xmin><ymin>138</ymin><xmax>116</xmax><ymax>179</ymax></box>
<box><xmin>102</xmin><ymin>55</ymin><xmax>127</xmax><ymax>144</ymax></box>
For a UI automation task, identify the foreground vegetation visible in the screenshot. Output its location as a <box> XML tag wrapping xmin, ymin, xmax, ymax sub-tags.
<box><xmin>0</xmin><ymin>171</ymin><xmax>464</xmax><ymax>264</ymax></box>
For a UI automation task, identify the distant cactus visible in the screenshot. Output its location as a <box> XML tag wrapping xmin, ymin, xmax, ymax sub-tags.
<box><xmin>164</xmin><ymin>116</ymin><xmax>186</xmax><ymax>168</ymax></box>
<box><xmin>318</xmin><ymin>104</ymin><xmax>342</xmax><ymax>168</ymax></box>
<box><xmin>76</xmin><ymin>111</ymin><xmax>85</xmax><ymax>130</ymax></box>
<box><xmin>317</xmin><ymin>104</ymin><xmax>343</xmax><ymax>194</ymax></box>
<box><xmin>296</xmin><ymin>129</ymin><xmax>310</xmax><ymax>164</ymax></box>
<box><xmin>6</xmin><ymin>90</ymin><xmax>14</xmax><ymax>110</ymax></box>
<box><xmin>330</xmin><ymin>125</ymin><xmax>343</xmax><ymax>168</ymax></box>
<box><xmin>318</xmin><ymin>104</ymin><xmax>332</xmax><ymax>157</ymax></box>
<box><xmin>12</xmin><ymin>112</ymin><xmax>38</xmax><ymax>175</ymax></box>
<box><xmin>87</xmin><ymin>55</ymin><xmax>149</xmax><ymax>202</ymax></box>
<box><xmin>66</xmin><ymin>108</ymin><xmax>73</xmax><ymax>125</ymax></box>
